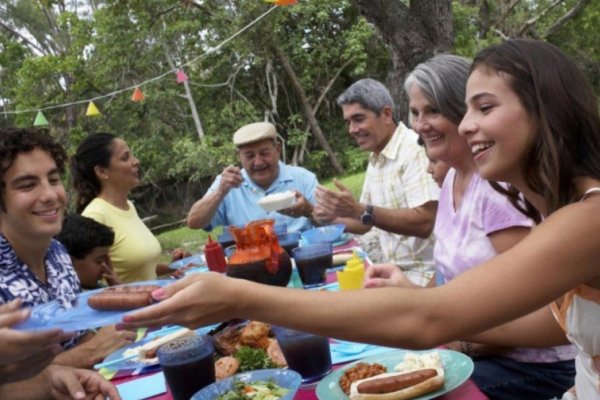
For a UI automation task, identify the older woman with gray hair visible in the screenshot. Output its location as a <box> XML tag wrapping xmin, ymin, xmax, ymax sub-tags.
<box><xmin>365</xmin><ymin>54</ymin><xmax>575</xmax><ymax>399</ymax></box>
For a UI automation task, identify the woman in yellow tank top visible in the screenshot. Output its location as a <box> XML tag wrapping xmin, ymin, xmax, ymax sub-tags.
<box><xmin>71</xmin><ymin>133</ymin><xmax>181</xmax><ymax>283</ymax></box>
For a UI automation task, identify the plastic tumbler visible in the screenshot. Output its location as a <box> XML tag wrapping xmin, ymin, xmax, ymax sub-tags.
<box><xmin>272</xmin><ymin>326</ymin><xmax>332</xmax><ymax>383</ymax></box>
<box><xmin>277</xmin><ymin>231</ymin><xmax>301</xmax><ymax>257</ymax></box>
<box><xmin>157</xmin><ymin>334</ymin><xmax>216</xmax><ymax>400</ymax></box>
<box><xmin>291</xmin><ymin>243</ymin><xmax>332</xmax><ymax>288</ymax></box>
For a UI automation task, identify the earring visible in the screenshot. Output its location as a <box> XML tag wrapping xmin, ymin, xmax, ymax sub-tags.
<box><xmin>104</xmin><ymin>176</ymin><xmax>109</xmax><ymax>180</ymax></box>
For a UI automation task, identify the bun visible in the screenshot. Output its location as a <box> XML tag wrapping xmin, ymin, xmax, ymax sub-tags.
<box><xmin>349</xmin><ymin>368</ymin><xmax>444</xmax><ymax>400</ymax></box>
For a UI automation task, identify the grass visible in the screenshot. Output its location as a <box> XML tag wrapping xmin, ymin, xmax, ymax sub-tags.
<box><xmin>156</xmin><ymin>171</ymin><xmax>365</xmax><ymax>256</ymax></box>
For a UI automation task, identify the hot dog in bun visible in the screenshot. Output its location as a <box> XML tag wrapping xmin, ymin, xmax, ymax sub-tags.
<box><xmin>349</xmin><ymin>368</ymin><xmax>444</xmax><ymax>399</ymax></box>
<box><xmin>349</xmin><ymin>351</ymin><xmax>445</xmax><ymax>400</ymax></box>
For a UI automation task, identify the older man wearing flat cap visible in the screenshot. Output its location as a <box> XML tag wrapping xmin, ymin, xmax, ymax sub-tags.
<box><xmin>187</xmin><ymin>122</ymin><xmax>319</xmax><ymax>233</ymax></box>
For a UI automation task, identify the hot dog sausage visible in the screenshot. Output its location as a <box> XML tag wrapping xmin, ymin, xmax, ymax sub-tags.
<box><xmin>356</xmin><ymin>369</ymin><xmax>438</xmax><ymax>394</ymax></box>
<box><xmin>87</xmin><ymin>291</ymin><xmax>153</xmax><ymax>311</ymax></box>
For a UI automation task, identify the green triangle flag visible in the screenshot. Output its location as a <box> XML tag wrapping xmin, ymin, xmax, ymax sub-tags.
<box><xmin>34</xmin><ymin>111</ymin><xmax>48</xmax><ymax>126</ymax></box>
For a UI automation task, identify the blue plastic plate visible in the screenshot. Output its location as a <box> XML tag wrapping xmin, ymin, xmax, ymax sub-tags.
<box><xmin>299</xmin><ymin>233</ymin><xmax>352</xmax><ymax>248</ymax></box>
<box><xmin>169</xmin><ymin>254</ymin><xmax>206</xmax><ymax>270</ymax></box>
<box><xmin>315</xmin><ymin>349</ymin><xmax>474</xmax><ymax>400</ymax></box>
<box><xmin>15</xmin><ymin>280</ymin><xmax>172</xmax><ymax>332</ymax></box>
<box><xmin>100</xmin><ymin>325</ymin><xmax>218</xmax><ymax>370</ymax></box>
<box><xmin>301</xmin><ymin>224</ymin><xmax>345</xmax><ymax>244</ymax></box>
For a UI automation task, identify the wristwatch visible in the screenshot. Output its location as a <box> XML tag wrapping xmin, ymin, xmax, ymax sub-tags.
<box><xmin>360</xmin><ymin>204</ymin><xmax>375</xmax><ymax>225</ymax></box>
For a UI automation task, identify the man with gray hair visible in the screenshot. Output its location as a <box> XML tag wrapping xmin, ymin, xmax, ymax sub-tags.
<box><xmin>314</xmin><ymin>78</ymin><xmax>439</xmax><ymax>286</ymax></box>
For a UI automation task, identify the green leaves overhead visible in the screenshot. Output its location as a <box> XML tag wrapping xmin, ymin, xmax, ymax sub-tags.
<box><xmin>0</xmin><ymin>0</ymin><xmax>596</xmax><ymax>183</ymax></box>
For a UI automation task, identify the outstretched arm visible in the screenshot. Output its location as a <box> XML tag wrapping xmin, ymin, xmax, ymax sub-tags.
<box><xmin>122</xmin><ymin>202</ymin><xmax>600</xmax><ymax>350</ymax></box>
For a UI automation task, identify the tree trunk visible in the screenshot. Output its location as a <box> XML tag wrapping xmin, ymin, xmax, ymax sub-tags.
<box><xmin>272</xmin><ymin>45</ymin><xmax>345</xmax><ymax>175</ymax></box>
<box><xmin>349</xmin><ymin>0</ymin><xmax>454</xmax><ymax>122</ymax></box>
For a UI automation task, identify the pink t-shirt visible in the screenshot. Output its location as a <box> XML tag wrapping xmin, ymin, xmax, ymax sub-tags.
<box><xmin>434</xmin><ymin>169</ymin><xmax>575</xmax><ymax>363</ymax></box>
<box><xmin>434</xmin><ymin>169</ymin><xmax>532</xmax><ymax>282</ymax></box>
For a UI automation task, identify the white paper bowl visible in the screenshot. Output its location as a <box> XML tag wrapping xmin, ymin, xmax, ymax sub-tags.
<box><xmin>258</xmin><ymin>191</ymin><xmax>296</xmax><ymax>212</ymax></box>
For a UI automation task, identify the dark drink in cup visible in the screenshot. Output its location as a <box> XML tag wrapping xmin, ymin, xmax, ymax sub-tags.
<box><xmin>295</xmin><ymin>256</ymin><xmax>327</xmax><ymax>286</ymax></box>
<box><xmin>292</xmin><ymin>243</ymin><xmax>332</xmax><ymax>288</ymax></box>
<box><xmin>273</xmin><ymin>327</ymin><xmax>332</xmax><ymax>383</ymax></box>
<box><xmin>157</xmin><ymin>335</ymin><xmax>215</xmax><ymax>400</ymax></box>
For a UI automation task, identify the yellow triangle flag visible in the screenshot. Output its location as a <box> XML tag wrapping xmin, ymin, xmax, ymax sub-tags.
<box><xmin>86</xmin><ymin>101</ymin><xmax>100</xmax><ymax>117</ymax></box>
<box><xmin>131</xmin><ymin>87</ymin><xmax>145</xmax><ymax>102</ymax></box>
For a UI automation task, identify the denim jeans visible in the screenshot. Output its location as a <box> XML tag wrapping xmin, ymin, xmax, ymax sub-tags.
<box><xmin>471</xmin><ymin>356</ymin><xmax>575</xmax><ymax>400</ymax></box>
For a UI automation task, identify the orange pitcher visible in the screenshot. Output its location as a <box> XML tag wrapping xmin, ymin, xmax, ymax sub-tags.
<box><xmin>226</xmin><ymin>219</ymin><xmax>292</xmax><ymax>286</ymax></box>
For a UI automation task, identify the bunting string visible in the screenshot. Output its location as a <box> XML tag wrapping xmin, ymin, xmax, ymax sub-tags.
<box><xmin>0</xmin><ymin>5</ymin><xmax>279</xmax><ymax>116</ymax></box>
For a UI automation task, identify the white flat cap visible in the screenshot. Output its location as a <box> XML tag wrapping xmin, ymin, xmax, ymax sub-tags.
<box><xmin>233</xmin><ymin>122</ymin><xmax>277</xmax><ymax>146</ymax></box>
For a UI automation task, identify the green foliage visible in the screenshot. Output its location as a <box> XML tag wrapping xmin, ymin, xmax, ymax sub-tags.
<box><xmin>1</xmin><ymin>0</ymin><xmax>598</xmax><ymax>186</ymax></box>
<box><xmin>322</xmin><ymin>171</ymin><xmax>365</xmax><ymax>200</ymax></box>
<box><xmin>452</xmin><ymin>2</ymin><xmax>499</xmax><ymax>57</ymax></box>
<box><xmin>156</xmin><ymin>225</ymin><xmax>216</xmax><ymax>254</ymax></box>
<box><xmin>339</xmin><ymin>147</ymin><xmax>369</xmax><ymax>175</ymax></box>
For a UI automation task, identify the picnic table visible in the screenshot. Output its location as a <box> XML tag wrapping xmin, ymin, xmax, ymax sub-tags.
<box><xmin>110</xmin><ymin>238</ymin><xmax>488</xmax><ymax>400</ymax></box>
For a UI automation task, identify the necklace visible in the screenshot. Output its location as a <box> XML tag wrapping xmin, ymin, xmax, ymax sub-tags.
<box><xmin>580</xmin><ymin>187</ymin><xmax>600</xmax><ymax>202</ymax></box>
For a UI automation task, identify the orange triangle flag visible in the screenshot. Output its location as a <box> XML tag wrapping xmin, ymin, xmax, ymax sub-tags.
<box><xmin>265</xmin><ymin>0</ymin><xmax>297</xmax><ymax>5</ymax></box>
<box><xmin>86</xmin><ymin>101</ymin><xmax>100</xmax><ymax>117</ymax></box>
<box><xmin>132</xmin><ymin>87</ymin><xmax>145</xmax><ymax>102</ymax></box>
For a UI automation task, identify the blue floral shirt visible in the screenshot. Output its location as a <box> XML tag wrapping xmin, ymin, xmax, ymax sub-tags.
<box><xmin>0</xmin><ymin>234</ymin><xmax>83</xmax><ymax>347</ymax></box>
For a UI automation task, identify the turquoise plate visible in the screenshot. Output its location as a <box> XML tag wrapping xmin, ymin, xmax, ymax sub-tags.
<box><xmin>315</xmin><ymin>349</ymin><xmax>474</xmax><ymax>400</ymax></box>
<box><xmin>332</xmin><ymin>233</ymin><xmax>352</xmax><ymax>247</ymax></box>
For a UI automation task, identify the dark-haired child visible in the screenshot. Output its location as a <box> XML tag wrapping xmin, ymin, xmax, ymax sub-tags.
<box><xmin>56</xmin><ymin>214</ymin><xmax>121</xmax><ymax>289</ymax></box>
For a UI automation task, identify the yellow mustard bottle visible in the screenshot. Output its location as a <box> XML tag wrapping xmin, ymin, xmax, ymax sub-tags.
<box><xmin>336</xmin><ymin>251</ymin><xmax>365</xmax><ymax>290</ymax></box>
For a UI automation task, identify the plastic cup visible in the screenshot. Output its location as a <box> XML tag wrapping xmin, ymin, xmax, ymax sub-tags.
<box><xmin>274</xmin><ymin>222</ymin><xmax>288</xmax><ymax>235</ymax></box>
<box><xmin>278</xmin><ymin>231</ymin><xmax>301</xmax><ymax>257</ymax></box>
<box><xmin>272</xmin><ymin>327</ymin><xmax>332</xmax><ymax>384</ymax></box>
<box><xmin>157</xmin><ymin>335</ymin><xmax>215</xmax><ymax>400</ymax></box>
<box><xmin>291</xmin><ymin>243</ymin><xmax>332</xmax><ymax>288</ymax></box>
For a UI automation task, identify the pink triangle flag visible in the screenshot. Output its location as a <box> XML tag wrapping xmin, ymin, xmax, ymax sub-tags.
<box><xmin>176</xmin><ymin>69</ymin><xmax>188</xmax><ymax>84</ymax></box>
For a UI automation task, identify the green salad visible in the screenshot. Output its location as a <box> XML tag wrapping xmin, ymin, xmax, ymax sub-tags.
<box><xmin>235</xmin><ymin>346</ymin><xmax>278</xmax><ymax>372</ymax></box>
<box><xmin>216</xmin><ymin>378</ymin><xmax>289</xmax><ymax>400</ymax></box>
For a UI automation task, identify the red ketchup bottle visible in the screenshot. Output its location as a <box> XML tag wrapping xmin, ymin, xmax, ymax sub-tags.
<box><xmin>204</xmin><ymin>235</ymin><xmax>227</xmax><ymax>273</ymax></box>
